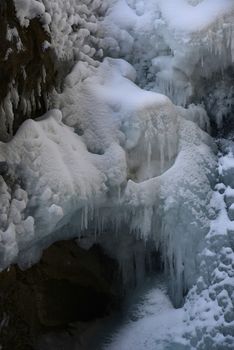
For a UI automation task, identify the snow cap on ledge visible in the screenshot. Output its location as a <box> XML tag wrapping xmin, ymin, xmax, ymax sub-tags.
<box><xmin>13</xmin><ymin>0</ymin><xmax>51</xmax><ymax>28</ymax></box>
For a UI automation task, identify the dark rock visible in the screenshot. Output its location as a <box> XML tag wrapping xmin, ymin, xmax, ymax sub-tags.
<box><xmin>224</xmin><ymin>193</ymin><xmax>234</xmax><ymax>208</ymax></box>
<box><xmin>0</xmin><ymin>161</ymin><xmax>8</xmax><ymax>175</ymax></box>
<box><xmin>0</xmin><ymin>240</ymin><xmax>120</xmax><ymax>350</ymax></box>
<box><xmin>227</xmin><ymin>205</ymin><xmax>234</xmax><ymax>221</ymax></box>
<box><xmin>221</xmin><ymin>167</ymin><xmax>234</xmax><ymax>188</ymax></box>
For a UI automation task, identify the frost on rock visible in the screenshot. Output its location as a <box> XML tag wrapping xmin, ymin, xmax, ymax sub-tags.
<box><xmin>41</xmin><ymin>0</ymin><xmax>108</xmax><ymax>63</ymax></box>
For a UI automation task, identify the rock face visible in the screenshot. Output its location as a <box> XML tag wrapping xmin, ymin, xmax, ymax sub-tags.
<box><xmin>0</xmin><ymin>240</ymin><xmax>119</xmax><ymax>350</ymax></box>
<box><xmin>0</xmin><ymin>0</ymin><xmax>56</xmax><ymax>141</ymax></box>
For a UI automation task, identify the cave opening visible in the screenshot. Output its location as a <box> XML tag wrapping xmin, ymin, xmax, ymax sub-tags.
<box><xmin>0</xmin><ymin>235</ymin><xmax>163</xmax><ymax>350</ymax></box>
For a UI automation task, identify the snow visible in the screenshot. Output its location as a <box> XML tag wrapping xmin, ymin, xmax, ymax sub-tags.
<box><xmin>106</xmin><ymin>0</ymin><xmax>138</xmax><ymax>31</ymax></box>
<box><xmin>13</xmin><ymin>0</ymin><xmax>49</xmax><ymax>28</ymax></box>
<box><xmin>6</xmin><ymin>26</ymin><xmax>24</xmax><ymax>52</ymax></box>
<box><xmin>105</xmin><ymin>278</ymin><xmax>188</xmax><ymax>350</ymax></box>
<box><xmin>159</xmin><ymin>0</ymin><xmax>233</xmax><ymax>32</ymax></box>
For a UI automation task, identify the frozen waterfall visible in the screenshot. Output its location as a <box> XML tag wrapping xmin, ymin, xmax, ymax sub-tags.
<box><xmin>0</xmin><ymin>0</ymin><xmax>234</xmax><ymax>349</ymax></box>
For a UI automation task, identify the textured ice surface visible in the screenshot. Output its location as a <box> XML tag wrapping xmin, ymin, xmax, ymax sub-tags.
<box><xmin>183</xmin><ymin>143</ymin><xmax>234</xmax><ymax>349</ymax></box>
<box><xmin>41</xmin><ymin>0</ymin><xmax>108</xmax><ymax>62</ymax></box>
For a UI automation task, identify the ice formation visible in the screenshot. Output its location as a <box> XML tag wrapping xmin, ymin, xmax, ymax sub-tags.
<box><xmin>0</xmin><ymin>0</ymin><xmax>234</xmax><ymax>349</ymax></box>
<box><xmin>103</xmin><ymin>0</ymin><xmax>234</xmax><ymax>108</ymax></box>
<box><xmin>105</xmin><ymin>146</ymin><xmax>234</xmax><ymax>350</ymax></box>
<box><xmin>0</xmin><ymin>56</ymin><xmax>216</xmax><ymax>306</ymax></box>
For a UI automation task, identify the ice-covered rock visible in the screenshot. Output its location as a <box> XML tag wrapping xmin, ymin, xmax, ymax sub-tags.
<box><xmin>219</xmin><ymin>151</ymin><xmax>234</xmax><ymax>187</ymax></box>
<box><xmin>183</xmin><ymin>142</ymin><xmax>234</xmax><ymax>349</ymax></box>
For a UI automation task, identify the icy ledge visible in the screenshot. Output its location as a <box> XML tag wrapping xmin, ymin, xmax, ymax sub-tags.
<box><xmin>0</xmin><ymin>58</ymin><xmax>216</xmax><ymax>307</ymax></box>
